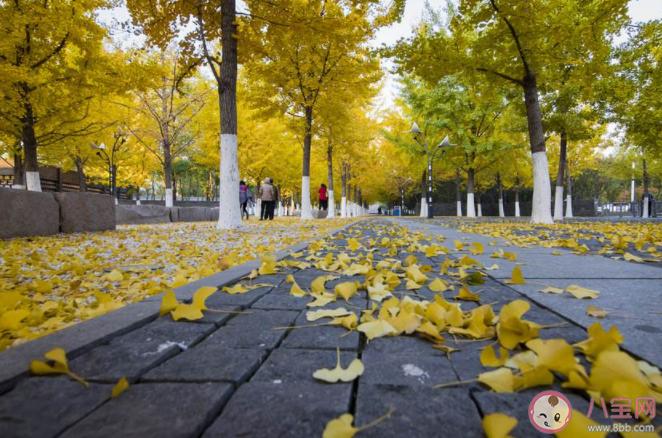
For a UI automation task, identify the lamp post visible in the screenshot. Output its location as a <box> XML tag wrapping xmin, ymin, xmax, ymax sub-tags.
<box><xmin>92</xmin><ymin>130</ymin><xmax>127</xmax><ymax>204</ymax></box>
<box><xmin>410</xmin><ymin>122</ymin><xmax>453</xmax><ymax>219</ymax></box>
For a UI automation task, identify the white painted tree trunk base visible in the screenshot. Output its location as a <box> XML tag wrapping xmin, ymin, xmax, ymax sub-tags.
<box><xmin>341</xmin><ymin>197</ymin><xmax>347</xmax><ymax>218</ymax></box>
<box><xmin>531</xmin><ymin>152</ymin><xmax>554</xmax><ymax>224</ymax></box>
<box><xmin>477</xmin><ymin>203</ymin><xmax>483</xmax><ymax>217</ymax></box>
<box><xmin>420</xmin><ymin>197</ymin><xmax>427</xmax><ymax>217</ymax></box>
<box><xmin>114</xmin><ymin>198</ymin><xmax>118</xmax><ymax>206</ymax></box>
<box><xmin>515</xmin><ymin>201</ymin><xmax>521</xmax><ymax>217</ymax></box>
<box><xmin>643</xmin><ymin>200</ymin><xmax>649</xmax><ymax>218</ymax></box>
<box><xmin>136</xmin><ymin>200</ymin><xmax>141</xmax><ymax>205</ymax></box>
<box><xmin>217</xmin><ymin>134</ymin><xmax>242</xmax><ymax>229</ymax></box>
<box><xmin>12</xmin><ymin>184</ymin><xmax>26</xmax><ymax>190</ymax></box>
<box><xmin>165</xmin><ymin>188</ymin><xmax>174</xmax><ymax>208</ymax></box>
<box><xmin>553</xmin><ymin>185</ymin><xmax>564</xmax><ymax>221</ymax></box>
<box><xmin>456</xmin><ymin>201</ymin><xmax>462</xmax><ymax>217</ymax></box>
<box><xmin>466</xmin><ymin>193</ymin><xmax>476</xmax><ymax>217</ymax></box>
<box><xmin>25</xmin><ymin>171</ymin><xmax>41</xmax><ymax>192</ymax></box>
<box><xmin>327</xmin><ymin>190</ymin><xmax>335</xmax><ymax>218</ymax></box>
<box><xmin>565</xmin><ymin>195</ymin><xmax>573</xmax><ymax>218</ymax></box>
<box><xmin>300</xmin><ymin>176</ymin><xmax>313</xmax><ymax>219</ymax></box>
<box><xmin>498</xmin><ymin>199</ymin><xmax>505</xmax><ymax>217</ymax></box>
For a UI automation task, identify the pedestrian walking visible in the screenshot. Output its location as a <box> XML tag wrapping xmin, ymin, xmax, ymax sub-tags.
<box><xmin>258</xmin><ymin>178</ymin><xmax>275</xmax><ymax>220</ymax></box>
<box><xmin>267</xmin><ymin>178</ymin><xmax>278</xmax><ymax>220</ymax></box>
<box><xmin>239</xmin><ymin>180</ymin><xmax>253</xmax><ymax>220</ymax></box>
<box><xmin>318</xmin><ymin>183</ymin><xmax>328</xmax><ymax>211</ymax></box>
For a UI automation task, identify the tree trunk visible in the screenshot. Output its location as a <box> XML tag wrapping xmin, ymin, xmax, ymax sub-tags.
<box><xmin>565</xmin><ymin>162</ymin><xmax>573</xmax><ymax>218</ymax></box>
<box><xmin>75</xmin><ymin>158</ymin><xmax>87</xmax><ymax>192</ymax></box>
<box><xmin>21</xmin><ymin>94</ymin><xmax>41</xmax><ymax>192</ymax></box>
<box><xmin>455</xmin><ymin>168</ymin><xmax>462</xmax><ymax>216</ymax></box>
<box><xmin>497</xmin><ymin>172</ymin><xmax>505</xmax><ymax>217</ymax></box>
<box><xmin>514</xmin><ymin>175</ymin><xmax>521</xmax><ymax>217</ymax></box>
<box><xmin>163</xmin><ymin>142</ymin><xmax>174</xmax><ymax>207</ymax></box>
<box><xmin>466</xmin><ymin>167</ymin><xmax>476</xmax><ymax>217</ymax></box>
<box><xmin>476</xmin><ymin>192</ymin><xmax>482</xmax><ymax>217</ymax></box>
<box><xmin>216</xmin><ymin>0</ymin><xmax>241</xmax><ymax>229</ymax></box>
<box><xmin>300</xmin><ymin>106</ymin><xmax>314</xmax><ymax>219</ymax></box>
<box><xmin>553</xmin><ymin>129</ymin><xmax>567</xmax><ymax>220</ymax></box>
<box><xmin>326</xmin><ymin>140</ymin><xmax>335</xmax><ymax>218</ymax></box>
<box><xmin>523</xmin><ymin>74</ymin><xmax>552</xmax><ymax>223</ymax></box>
<box><xmin>341</xmin><ymin>163</ymin><xmax>348</xmax><ymax>218</ymax></box>
<box><xmin>642</xmin><ymin>157</ymin><xmax>649</xmax><ymax>218</ymax></box>
<box><xmin>13</xmin><ymin>150</ymin><xmax>25</xmax><ymax>188</ymax></box>
<box><xmin>420</xmin><ymin>169</ymin><xmax>427</xmax><ymax>217</ymax></box>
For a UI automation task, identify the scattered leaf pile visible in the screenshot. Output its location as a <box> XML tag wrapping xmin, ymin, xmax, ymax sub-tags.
<box><xmin>0</xmin><ymin>218</ymin><xmax>353</xmax><ymax>350</ymax></box>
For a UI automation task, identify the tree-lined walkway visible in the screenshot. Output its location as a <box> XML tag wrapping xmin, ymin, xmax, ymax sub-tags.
<box><xmin>1</xmin><ymin>219</ymin><xmax>661</xmax><ymax>437</ymax></box>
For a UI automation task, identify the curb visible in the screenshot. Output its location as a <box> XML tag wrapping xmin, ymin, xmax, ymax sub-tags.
<box><xmin>0</xmin><ymin>219</ymin><xmax>363</xmax><ymax>391</ymax></box>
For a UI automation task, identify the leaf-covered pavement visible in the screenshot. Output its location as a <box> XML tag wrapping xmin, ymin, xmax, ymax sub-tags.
<box><xmin>0</xmin><ymin>218</ymin><xmax>354</xmax><ymax>351</ymax></box>
<box><xmin>0</xmin><ymin>219</ymin><xmax>661</xmax><ymax>437</ymax></box>
<box><xmin>444</xmin><ymin>218</ymin><xmax>662</xmax><ymax>266</ymax></box>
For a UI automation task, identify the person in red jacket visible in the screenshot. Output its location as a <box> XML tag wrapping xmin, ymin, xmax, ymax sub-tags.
<box><xmin>318</xmin><ymin>183</ymin><xmax>328</xmax><ymax>211</ymax></box>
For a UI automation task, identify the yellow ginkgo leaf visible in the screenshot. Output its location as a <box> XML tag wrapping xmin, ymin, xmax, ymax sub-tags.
<box><xmin>335</xmin><ymin>282</ymin><xmax>358</xmax><ymax>301</ymax></box>
<box><xmin>106</xmin><ymin>269</ymin><xmax>124</xmax><ymax>282</ymax></box>
<box><xmin>222</xmin><ymin>283</ymin><xmax>249</xmax><ymax>295</ymax></box>
<box><xmin>307</xmin><ymin>293</ymin><xmax>336</xmax><ymax>307</ymax></box>
<box><xmin>347</xmin><ymin>238</ymin><xmax>361</xmax><ymax>251</ymax></box>
<box><xmin>586</xmin><ymin>305</ymin><xmax>608</xmax><ymax>318</ymax></box>
<box><xmin>290</xmin><ymin>281</ymin><xmax>307</xmax><ymax>297</ymax></box>
<box><xmin>313</xmin><ymin>348</ymin><xmax>364</xmax><ymax>383</ymax></box>
<box><xmin>258</xmin><ymin>255</ymin><xmax>277</xmax><ymax>275</ymax></box>
<box><xmin>485</xmin><ymin>264</ymin><xmax>499</xmax><ymax>271</ymax></box>
<box><xmin>454</xmin><ymin>240</ymin><xmax>464</xmax><ymax>251</ymax></box>
<box><xmin>159</xmin><ymin>291</ymin><xmax>178</xmax><ymax>316</ymax></box>
<box><xmin>470</xmin><ymin>242</ymin><xmax>485</xmax><ymax>255</ymax></box>
<box><xmin>343</xmin><ymin>263</ymin><xmax>370</xmax><ymax>276</ymax></box>
<box><xmin>331</xmin><ymin>313</ymin><xmax>359</xmax><ymax>330</ymax></box>
<box><xmin>311</xmin><ymin>275</ymin><xmax>334</xmax><ymax>294</ymax></box>
<box><xmin>526</xmin><ymin>338</ymin><xmax>583</xmax><ymax>377</ymax></box>
<box><xmin>480</xmin><ymin>344</ymin><xmax>510</xmax><ymax>367</ymax></box>
<box><xmin>306</xmin><ymin>308</ymin><xmax>351</xmax><ymax>321</ymax></box>
<box><xmin>482</xmin><ymin>413</ymin><xmax>517</xmax><ymax>438</ymax></box>
<box><xmin>171</xmin><ymin>303</ymin><xmax>203</xmax><ymax>321</ymax></box>
<box><xmin>323</xmin><ymin>414</ymin><xmax>358</xmax><ymax>438</ymax></box>
<box><xmin>624</xmin><ymin>252</ymin><xmax>644</xmax><ymax>263</ymax></box>
<box><xmin>286</xmin><ymin>274</ymin><xmax>295</xmax><ymax>284</ymax></box>
<box><xmin>455</xmin><ymin>285</ymin><xmax>480</xmax><ymax>302</ymax></box>
<box><xmin>171</xmin><ymin>274</ymin><xmax>188</xmax><ymax>288</ymax></box>
<box><xmin>405</xmin><ymin>279</ymin><xmax>422</xmax><ymax>290</ymax></box>
<box><xmin>574</xmin><ymin>323</ymin><xmax>623</xmax><ymax>360</ymax></box>
<box><xmin>30</xmin><ymin>347</ymin><xmax>88</xmax><ymax>387</ymax></box>
<box><xmin>538</xmin><ymin>286</ymin><xmax>564</xmax><ymax>294</ymax></box>
<box><xmin>478</xmin><ymin>367</ymin><xmax>515</xmax><ymax>393</ymax></box>
<box><xmin>496</xmin><ymin>300</ymin><xmax>540</xmax><ymax>349</ymax></box>
<box><xmin>514</xmin><ymin>366</ymin><xmax>554</xmax><ymax>391</ymax></box>
<box><xmin>405</xmin><ymin>264</ymin><xmax>428</xmax><ymax>284</ymax></box>
<box><xmin>565</xmin><ymin>284</ymin><xmax>599</xmax><ymax>299</ymax></box>
<box><xmin>111</xmin><ymin>377</ymin><xmax>129</xmax><ymax>398</ymax></box>
<box><xmin>505</xmin><ymin>266</ymin><xmax>525</xmax><ymax>285</ymax></box>
<box><xmin>0</xmin><ymin>309</ymin><xmax>30</xmax><ymax>330</ymax></box>
<box><xmin>428</xmin><ymin>278</ymin><xmax>449</xmax><ymax>293</ymax></box>
<box><xmin>357</xmin><ymin>319</ymin><xmax>396</xmax><ymax>340</ymax></box>
<box><xmin>503</xmin><ymin>252</ymin><xmax>517</xmax><ymax>261</ymax></box>
<box><xmin>192</xmin><ymin>286</ymin><xmax>217</xmax><ymax>310</ymax></box>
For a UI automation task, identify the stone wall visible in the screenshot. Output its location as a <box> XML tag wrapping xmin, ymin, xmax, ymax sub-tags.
<box><xmin>1</xmin><ymin>188</ymin><xmax>115</xmax><ymax>239</ymax></box>
<box><xmin>116</xmin><ymin>205</ymin><xmax>217</xmax><ymax>225</ymax></box>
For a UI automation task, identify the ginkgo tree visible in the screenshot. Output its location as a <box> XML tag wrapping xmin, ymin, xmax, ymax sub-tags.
<box><xmin>393</xmin><ymin>0</ymin><xmax>630</xmax><ymax>223</ymax></box>
<box><xmin>242</xmin><ymin>0</ymin><xmax>398</xmax><ymax>219</ymax></box>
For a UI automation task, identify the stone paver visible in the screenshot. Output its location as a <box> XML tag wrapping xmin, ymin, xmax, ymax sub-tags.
<box><xmin>1</xmin><ymin>218</ymin><xmax>660</xmax><ymax>437</ymax></box>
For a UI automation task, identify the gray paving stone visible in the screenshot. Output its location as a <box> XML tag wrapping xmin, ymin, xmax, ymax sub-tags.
<box><xmin>360</xmin><ymin>351</ymin><xmax>457</xmax><ymax>387</ymax></box>
<box><xmin>280</xmin><ymin>309</ymin><xmax>361</xmax><ymax>351</ymax></box>
<box><xmin>210</xmin><ymin>309</ymin><xmax>299</xmax><ymax>349</ymax></box>
<box><xmin>61</xmin><ymin>382</ymin><xmax>232</xmax><ymax>438</ymax></box>
<box><xmin>204</xmin><ymin>285</ymin><xmax>273</xmax><ymax>307</ymax></box>
<box><xmin>252</xmin><ymin>288</ymin><xmax>310</xmax><ymax>310</ymax></box>
<box><xmin>70</xmin><ymin>317</ymin><xmax>215</xmax><ymax>382</ymax></box>
<box><xmin>202</xmin><ymin>382</ymin><xmax>352</xmax><ymax>437</ymax></box>
<box><xmin>143</xmin><ymin>340</ymin><xmax>265</xmax><ymax>383</ymax></box>
<box><xmin>0</xmin><ymin>377</ymin><xmax>110</xmax><ymax>438</ymax></box>
<box><xmin>252</xmin><ymin>348</ymin><xmax>357</xmax><ymax>383</ymax></box>
<box><xmin>362</xmin><ymin>335</ymin><xmax>439</xmax><ymax>356</ymax></box>
<box><xmin>508</xmin><ymin>279</ymin><xmax>662</xmax><ymax>366</ymax></box>
<box><xmin>196</xmin><ymin>305</ymin><xmax>242</xmax><ymax>325</ymax></box>
<box><xmin>355</xmin><ymin>384</ymin><xmax>483</xmax><ymax>437</ymax></box>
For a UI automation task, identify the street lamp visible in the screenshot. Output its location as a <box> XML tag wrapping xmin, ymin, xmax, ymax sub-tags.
<box><xmin>410</xmin><ymin>123</ymin><xmax>453</xmax><ymax>219</ymax></box>
<box><xmin>92</xmin><ymin>130</ymin><xmax>127</xmax><ymax>203</ymax></box>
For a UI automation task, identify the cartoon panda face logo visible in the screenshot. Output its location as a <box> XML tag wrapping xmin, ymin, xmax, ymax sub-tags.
<box><xmin>528</xmin><ymin>390</ymin><xmax>572</xmax><ymax>433</ymax></box>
